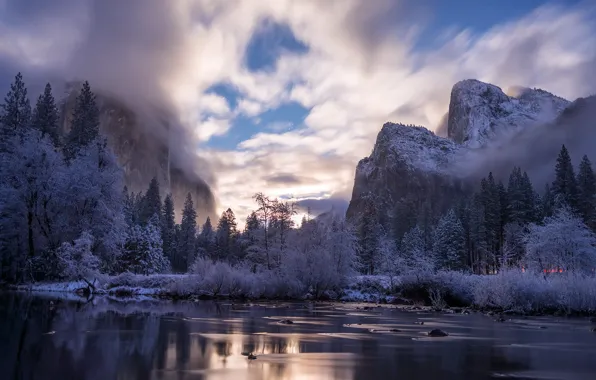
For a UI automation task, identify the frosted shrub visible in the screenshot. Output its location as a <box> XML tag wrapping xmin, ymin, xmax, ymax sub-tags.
<box><xmin>56</xmin><ymin>231</ymin><xmax>101</xmax><ymax>282</ymax></box>
<box><xmin>523</xmin><ymin>208</ymin><xmax>596</xmax><ymax>275</ymax></box>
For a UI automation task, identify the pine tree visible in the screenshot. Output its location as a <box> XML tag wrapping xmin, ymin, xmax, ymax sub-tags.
<box><xmin>577</xmin><ymin>155</ymin><xmax>596</xmax><ymax>230</ymax></box>
<box><xmin>357</xmin><ymin>202</ymin><xmax>380</xmax><ymax>275</ymax></box>
<box><xmin>433</xmin><ymin>209</ymin><xmax>466</xmax><ymax>270</ymax></box>
<box><xmin>32</xmin><ymin>83</ymin><xmax>60</xmax><ymax>146</ymax></box>
<box><xmin>507</xmin><ymin>167</ymin><xmax>524</xmax><ymax>222</ymax></box>
<box><xmin>480</xmin><ymin>173</ymin><xmax>501</xmax><ymax>270</ymax></box>
<box><xmin>198</xmin><ymin>216</ymin><xmax>215</xmax><ymax>258</ymax></box>
<box><xmin>520</xmin><ymin>171</ymin><xmax>538</xmax><ymax>223</ymax></box>
<box><xmin>401</xmin><ymin>225</ymin><xmax>435</xmax><ymax>276</ymax></box>
<box><xmin>140</xmin><ymin>177</ymin><xmax>161</xmax><ymax>225</ymax></box>
<box><xmin>178</xmin><ymin>193</ymin><xmax>197</xmax><ymax>271</ymax></box>
<box><xmin>161</xmin><ymin>193</ymin><xmax>177</xmax><ymax>265</ymax></box>
<box><xmin>542</xmin><ymin>183</ymin><xmax>555</xmax><ymax>218</ymax></box>
<box><xmin>215</xmin><ymin>208</ymin><xmax>238</xmax><ymax>261</ymax></box>
<box><xmin>552</xmin><ymin>145</ymin><xmax>578</xmax><ymax>211</ymax></box>
<box><xmin>121</xmin><ymin>216</ymin><xmax>170</xmax><ymax>275</ymax></box>
<box><xmin>0</xmin><ymin>72</ymin><xmax>31</xmax><ymax>141</ymax></box>
<box><xmin>64</xmin><ymin>81</ymin><xmax>100</xmax><ymax>160</ymax></box>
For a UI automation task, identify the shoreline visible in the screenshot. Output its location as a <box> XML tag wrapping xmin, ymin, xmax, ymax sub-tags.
<box><xmin>6</xmin><ymin>281</ymin><xmax>596</xmax><ymax>319</ymax></box>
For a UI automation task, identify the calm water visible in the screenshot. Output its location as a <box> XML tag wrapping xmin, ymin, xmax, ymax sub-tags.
<box><xmin>1</xmin><ymin>293</ymin><xmax>596</xmax><ymax>380</ymax></box>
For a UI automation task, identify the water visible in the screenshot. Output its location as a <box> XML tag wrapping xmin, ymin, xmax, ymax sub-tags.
<box><xmin>1</xmin><ymin>293</ymin><xmax>595</xmax><ymax>380</ymax></box>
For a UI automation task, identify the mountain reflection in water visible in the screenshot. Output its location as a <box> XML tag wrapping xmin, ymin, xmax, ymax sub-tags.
<box><xmin>1</xmin><ymin>293</ymin><xmax>596</xmax><ymax>380</ymax></box>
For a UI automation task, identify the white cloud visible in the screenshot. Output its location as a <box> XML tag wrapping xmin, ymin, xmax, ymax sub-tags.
<box><xmin>237</xmin><ymin>98</ymin><xmax>263</xmax><ymax>117</ymax></box>
<box><xmin>2</xmin><ymin>0</ymin><xmax>595</xmax><ymax>225</ymax></box>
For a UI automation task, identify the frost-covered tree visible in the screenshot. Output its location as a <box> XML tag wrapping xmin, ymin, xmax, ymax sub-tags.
<box><xmin>64</xmin><ymin>81</ymin><xmax>99</xmax><ymax>160</ymax></box>
<box><xmin>60</xmin><ymin>139</ymin><xmax>126</xmax><ymax>270</ymax></box>
<box><xmin>31</xmin><ymin>83</ymin><xmax>60</xmax><ymax>147</ymax></box>
<box><xmin>121</xmin><ymin>218</ymin><xmax>170</xmax><ymax>275</ymax></box>
<box><xmin>56</xmin><ymin>231</ymin><xmax>101</xmax><ymax>282</ymax></box>
<box><xmin>577</xmin><ymin>155</ymin><xmax>596</xmax><ymax>230</ymax></box>
<box><xmin>523</xmin><ymin>207</ymin><xmax>596</xmax><ymax>275</ymax></box>
<box><xmin>270</xmin><ymin>200</ymin><xmax>296</xmax><ymax>266</ymax></box>
<box><xmin>253</xmin><ymin>192</ymin><xmax>273</xmax><ymax>269</ymax></box>
<box><xmin>328</xmin><ymin>217</ymin><xmax>358</xmax><ymax>281</ymax></box>
<box><xmin>0</xmin><ymin>132</ymin><xmax>63</xmax><ymax>259</ymax></box>
<box><xmin>161</xmin><ymin>193</ymin><xmax>177</xmax><ymax>265</ymax></box>
<box><xmin>433</xmin><ymin>209</ymin><xmax>466</xmax><ymax>271</ymax></box>
<box><xmin>376</xmin><ymin>233</ymin><xmax>401</xmax><ymax>288</ymax></box>
<box><xmin>0</xmin><ymin>72</ymin><xmax>31</xmax><ymax>142</ymax></box>
<box><xmin>401</xmin><ymin>225</ymin><xmax>435</xmax><ymax>276</ymax></box>
<box><xmin>177</xmin><ymin>193</ymin><xmax>197</xmax><ymax>271</ymax></box>
<box><xmin>552</xmin><ymin>145</ymin><xmax>578</xmax><ymax>211</ymax></box>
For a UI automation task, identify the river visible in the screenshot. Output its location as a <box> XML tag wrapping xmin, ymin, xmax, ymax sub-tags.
<box><xmin>1</xmin><ymin>292</ymin><xmax>595</xmax><ymax>379</ymax></box>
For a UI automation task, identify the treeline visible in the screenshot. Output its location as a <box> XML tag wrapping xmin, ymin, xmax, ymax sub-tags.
<box><xmin>0</xmin><ymin>73</ymin><xmax>358</xmax><ymax>292</ymax></box>
<box><xmin>357</xmin><ymin>144</ymin><xmax>596</xmax><ymax>276</ymax></box>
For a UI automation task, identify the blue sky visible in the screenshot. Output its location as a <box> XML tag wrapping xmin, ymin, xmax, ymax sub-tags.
<box><xmin>201</xmin><ymin>0</ymin><xmax>584</xmax><ymax>152</ymax></box>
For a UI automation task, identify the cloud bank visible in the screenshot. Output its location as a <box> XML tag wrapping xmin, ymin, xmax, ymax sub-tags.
<box><xmin>1</xmin><ymin>0</ymin><xmax>595</xmax><ymax>224</ymax></box>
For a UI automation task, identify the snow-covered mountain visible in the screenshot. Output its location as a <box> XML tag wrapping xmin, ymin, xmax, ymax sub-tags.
<box><xmin>346</xmin><ymin>79</ymin><xmax>572</xmax><ymax>234</ymax></box>
<box><xmin>448</xmin><ymin>79</ymin><xmax>569</xmax><ymax>148</ymax></box>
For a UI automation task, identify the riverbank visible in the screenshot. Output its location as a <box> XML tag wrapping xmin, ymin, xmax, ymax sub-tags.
<box><xmin>8</xmin><ymin>270</ymin><xmax>596</xmax><ymax>317</ymax></box>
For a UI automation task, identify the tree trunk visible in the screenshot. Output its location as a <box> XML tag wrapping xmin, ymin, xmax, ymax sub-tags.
<box><xmin>27</xmin><ymin>211</ymin><xmax>35</xmax><ymax>259</ymax></box>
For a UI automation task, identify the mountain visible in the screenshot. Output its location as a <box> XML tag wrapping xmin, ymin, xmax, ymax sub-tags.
<box><xmin>59</xmin><ymin>82</ymin><xmax>216</xmax><ymax>222</ymax></box>
<box><xmin>346</xmin><ymin>79</ymin><xmax>571</xmax><ymax>238</ymax></box>
<box><xmin>448</xmin><ymin>79</ymin><xmax>570</xmax><ymax>147</ymax></box>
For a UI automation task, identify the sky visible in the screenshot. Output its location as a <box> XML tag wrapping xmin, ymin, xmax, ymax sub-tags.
<box><xmin>0</xmin><ymin>0</ymin><xmax>595</xmax><ymax>225</ymax></box>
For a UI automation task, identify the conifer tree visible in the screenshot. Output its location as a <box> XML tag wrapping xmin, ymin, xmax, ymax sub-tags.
<box><xmin>552</xmin><ymin>145</ymin><xmax>578</xmax><ymax>211</ymax></box>
<box><xmin>198</xmin><ymin>216</ymin><xmax>215</xmax><ymax>258</ymax></box>
<box><xmin>32</xmin><ymin>83</ymin><xmax>60</xmax><ymax>146</ymax></box>
<box><xmin>433</xmin><ymin>209</ymin><xmax>466</xmax><ymax>270</ymax></box>
<box><xmin>178</xmin><ymin>193</ymin><xmax>197</xmax><ymax>271</ymax></box>
<box><xmin>542</xmin><ymin>183</ymin><xmax>555</xmax><ymax>218</ymax></box>
<box><xmin>215</xmin><ymin>208</ymin><xmax>238</xmax><ymax>261</ymax></box>
<box><xmin>140</xmin><ymin>177</ymin><xmax>161</xmax><ymax>225</ymax></box>
<box><xmin>64</xmin><ymin>81</ymin><xmax>99</xmax><ymax>160</ymax></box>
<box><xmin>357</xmin><ymin>202</ymin><xmax>380</xmax><ymax>275</ymax></box>
<box><xmin>161</xmin><ymin>193</ymin><xmax>177</xmax><ymax>265</ymax></box>
<box><xmin>577</xmin><ymin>155</ymin><xmax>596</xmax><ymax>230</ymax></box>
<box><xmin>0</xmin><ymin>72</ymin><xmax>31</xmax><ymax>141</ymax></box>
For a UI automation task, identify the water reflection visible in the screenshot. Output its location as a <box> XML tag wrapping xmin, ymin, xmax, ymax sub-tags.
<box><xmin>1</xmin><ymin>293</ymin><xmax>596</xmax><ymax>380</ymax></box>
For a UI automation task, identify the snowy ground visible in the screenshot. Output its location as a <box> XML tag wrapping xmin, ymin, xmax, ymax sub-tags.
<box><xmin>11</xmin><ymin>271</ymin><xmax>596</xmax><ymax>316</ymax></box>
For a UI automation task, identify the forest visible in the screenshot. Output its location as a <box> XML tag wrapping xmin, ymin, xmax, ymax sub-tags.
<box><xmin>1</xmin><ymin>73</ymin><xmax>596</xmax><ymax>311</ymax></box>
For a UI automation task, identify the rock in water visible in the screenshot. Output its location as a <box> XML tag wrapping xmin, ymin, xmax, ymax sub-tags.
<box><xmin>428</xmin><ymin>329</ymin><xmax>449</xmax><ymax>337</ymax></box>
<box><xmin>278</xmin><ymin>319</ymin><xmax>294</xmax><ymax>325</ymax></box>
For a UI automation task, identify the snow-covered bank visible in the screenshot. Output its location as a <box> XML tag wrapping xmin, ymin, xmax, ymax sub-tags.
<box><xmin>11</xmin><ymin>270</ymin><xmax>596</xmax><ymax>316</ymax></box>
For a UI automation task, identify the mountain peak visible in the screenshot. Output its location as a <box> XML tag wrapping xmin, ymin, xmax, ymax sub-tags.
<box><xmin>447</xmin><ymin>79</ymin><xmax>570</xmax><ymax>147</ymax></box>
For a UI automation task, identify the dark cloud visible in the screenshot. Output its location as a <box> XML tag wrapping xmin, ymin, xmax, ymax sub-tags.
<box><xmin>264</xmin><ymin>173</ymin><xmax>320</xmax><ymax>186</ymax></box>
<box><xmin>295</xmin><ymin>196</ymin><xmax>349</xmax><ymax>217</ymax></box>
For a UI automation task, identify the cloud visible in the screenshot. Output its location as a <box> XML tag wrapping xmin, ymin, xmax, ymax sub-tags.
<box><xmin>1</xmin><ymin>0</ymin><xmax>596</xmax><ymax>226</ymax></box>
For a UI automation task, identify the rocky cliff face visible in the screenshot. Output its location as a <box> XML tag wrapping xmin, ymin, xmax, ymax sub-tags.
<box><xmin>347</xmin><ymin>79</ymin><xmax>571</xmax><ymax>236</ymax></box>
<box><xmin>59</xmin><ymin>82</ymin><xmax>216</xmax><ymax>222</ymax></box>
<box><xmin>447</xmin><ymin>79</ymin><xmax>569</xmax><ymax>147</ymax></box>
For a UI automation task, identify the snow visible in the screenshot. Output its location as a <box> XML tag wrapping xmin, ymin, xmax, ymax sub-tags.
<box><xmin>449</xmin><ymin>79</ymin><xmax>570</xmax><ymax>148</ymax></box>
<box><xmin>365</xmin><ymin>122</ymin><xmax>460</xmax><ymax>174</ymax></box>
